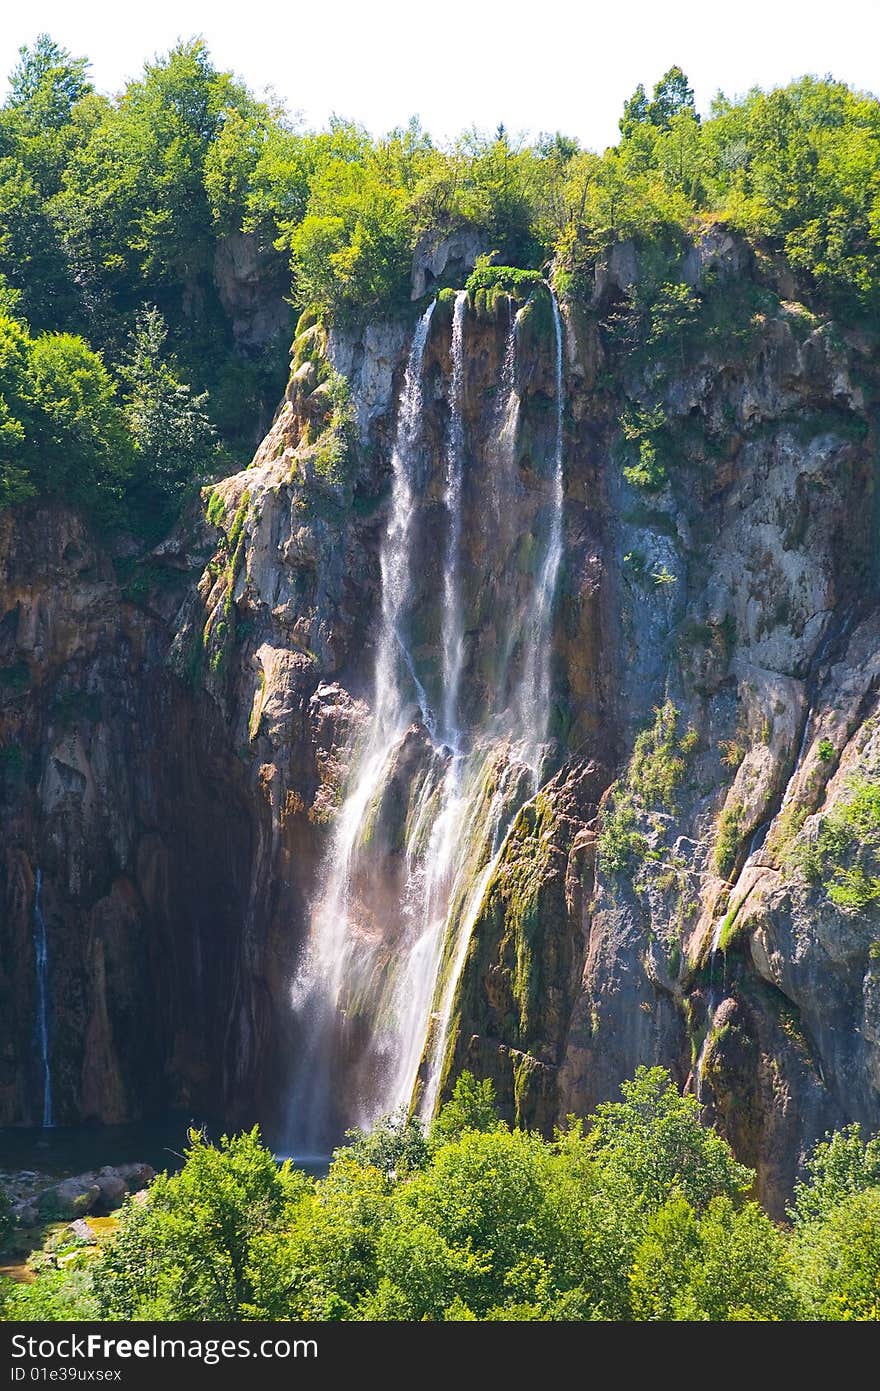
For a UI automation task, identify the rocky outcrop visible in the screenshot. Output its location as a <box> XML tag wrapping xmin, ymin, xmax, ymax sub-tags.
<box><xmin>0</xmin><ymin>506</ymin><xmax>261</xmax><ymax>1125</ymax></box>
<box><xmin>2</xmin><ymin>226</ymin><xmax>879</xmax><ymax>1211</ymax></box>
<box><xmin>213</xmin><ymin>230</ymin><xmax>292</xmax><ymax>353</ymax></box>
<box><xmin>8</xmin><ymin>1163</ymin><xmax>154</xmax><ymax>1224</ymax></box>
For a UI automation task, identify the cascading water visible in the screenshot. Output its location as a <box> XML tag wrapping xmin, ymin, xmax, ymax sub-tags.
<box><xmin>33</xmin><ymin>868</ymin><xmax>54</xmax><ymax>1128</ymax></box>
<box><xmin>515</xmin><ymin>293</ymin><xmax>565</xmax><ymax>775</ymax></box>
<box><xmin>287</xmin><ymin>288</ymin><xmax>567</xmax><ymax>1152</ymax></box>
<box><xmin>441</xmin><ymin>291</ymin><xmax>468</xmax><ymax>750</ymax></box>
<box><xmin>288</xmin><ymin>300</ymin><xmax>436</xmax><ymax>1151</ymax></box>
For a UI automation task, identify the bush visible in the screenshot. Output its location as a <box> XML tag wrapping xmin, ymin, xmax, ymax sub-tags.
<box><xmin>793</xmin><ymin>775</ymin><xmax>880</xmax><ymax>911</ymax></box>
<box><xmin>715</xmin><ymin>802</ymin><xmax>744</xmax><ymax>877</ymax></box>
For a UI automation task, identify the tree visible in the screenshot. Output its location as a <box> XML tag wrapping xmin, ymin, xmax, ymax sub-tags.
<box><xmin>430</xmin><ymin>1071</ymin><xmax>503</xmax><ymax>1146</ymax></box>
<box><xmin>338</xmin><ymin>1107</ymin><xmax>430</xmax><ymax>1178</ymax></box>
<box><xmin>0</xmin><ymin>159</ymin><xmax>79</xmax><ymax>329</ymax></box>
<box><xmin>620</xmin><ymin>83</ymin><xmax>650</xmax><ymax>138</ymax></box>
<box><xmin>620</xmin><ymin>68</ymin><xmax>697</xmax><ymax>138</ymax></box>
<box><xmin>0</xmin><ymin>305</ymin><xmax>35</xmax><ymax>507</ymax></box>
<box><xmin>7</xmin><ymin>35</ymin><xmax>91</xmax><ymax>129</ymax></box>
<box><xmin>793</xmin><ymin>1188</ymin><xmax>880</xmax><ymax>1320</ymax></box>
<box><xmin>27</xmin><ymin>330</ymin><xmax>132</xmax><ymax>519</ymax></box>
<box><xmin>92</xmin><ymin>1127</ymin><xmax>307</xmax><ymax>1320</ymax></box>
<box><xmin>648</xmin><ymin>67</ymin><xmax>697</xmax><ymax>130</ymax></box>
<box><xmin>791</xmin><ymin>1123</ymin><xmax>880</xmax><ymax>1225</ymax></box>
<box><xmin>247</xmin><ymin>1155</ymin><xmax>390</xmax><ymax>1320</ymax></box>
<box><xmin>630</xmin><ymin>1195</ymin><xmax>797</xmax><ymax>1319</ymax></box>
<box><xmin>584</xmin><ymin>1065</ymin><xmax>753</xmax><ymax>1209</ymax></box>
<box><xmin>121</xmin><ymin>307</ymin><xmax>220</xmax><ymax>529</ymax></box>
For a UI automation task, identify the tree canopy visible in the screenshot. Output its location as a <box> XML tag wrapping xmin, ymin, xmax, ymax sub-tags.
<box><xmin>3</xmin><ymin>1067</ymin><xmax>879</xmax><ymax>1322</ymax></box>
<box><xmin>1</xmin><ymin>36</ymin><xmax>879</xmax><ymax>535</ymax></box>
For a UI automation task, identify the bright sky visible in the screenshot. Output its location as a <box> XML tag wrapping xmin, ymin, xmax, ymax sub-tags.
<box><xmin>1</xmin><ymin>0</ymin><xmax>878</xmax><ymax>150</ymax></box>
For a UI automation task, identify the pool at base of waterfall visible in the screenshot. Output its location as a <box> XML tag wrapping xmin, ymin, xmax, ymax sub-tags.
<box><xmin>0</xmin><ymin>1118</ymin><xmax>332</xmax><ymax>1186</ymax></box>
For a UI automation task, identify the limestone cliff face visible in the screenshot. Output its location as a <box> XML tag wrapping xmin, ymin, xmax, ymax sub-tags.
<box><xmin>0</xmin><ymin>506</ymin><xmax>260</xmax><ymax>1124</ymax></box>
<box><xmin>2</xmin><ymin>228</ymin><xmax>878</xmax><ymax>1210</ymax></box>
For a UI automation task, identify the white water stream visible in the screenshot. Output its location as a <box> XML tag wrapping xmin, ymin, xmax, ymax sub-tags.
<box><xmin>288</xmin><ymin>292</ymin><xmax>566</xmax><ymax>1150</ymax></box>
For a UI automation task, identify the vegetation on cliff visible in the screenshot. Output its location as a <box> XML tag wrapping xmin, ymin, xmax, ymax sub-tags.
<box><xmin>1</xmin><ymin>36</ymin><xmax>878</xmax><ymax>529</ymax></box>
<box><xmin>2</xmin><ymin>1068</ymin><xmax>879</xmax><ymax>1322</ymax></box>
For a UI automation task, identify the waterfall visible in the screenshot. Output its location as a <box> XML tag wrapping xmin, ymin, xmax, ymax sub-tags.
<box><xmin>287</xmin><ymin>301</ymin><xmax>436</xmax><ymax>1151</ymax></box>
<box><xmin>287</xmin><ymin>289</ymin><xmax>567</xmax><ymax>1152</ymax></box>
<box><xmin>514</xmin><ymin>292</ymin><xmax>565</xmax><ymax>774</ymax></box>
<box><xmin>781</xmin><ymin>705</ymin><xmax>814</xmax><ymax>808</ymax></box>
<box><xmin>441</xmin><ymin>291</ymin><xmax>467</xmax><ymax>750</ymax></box>
<box><xmin>418</xmin><ymin>294</ymin><xmax>567</xmax><ymax>1111</ymax></box>
<box><xmin>33</xmin><ymin>868</ymin><xmax>54</xmax><ymax>1128</ymax></box>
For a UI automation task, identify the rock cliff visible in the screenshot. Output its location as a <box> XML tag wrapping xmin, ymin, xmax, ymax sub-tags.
<box><xmin>2</xmin><ymin>227</ymin><xmax>878</xmax><ymax>1210</ymax></box>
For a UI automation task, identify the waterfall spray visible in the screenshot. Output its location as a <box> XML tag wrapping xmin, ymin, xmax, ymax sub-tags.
<box><xmin>515</xmin><ymin>292</ymin><xmax>565</xmax><ymax>775</ymax></box>
<box><xmin>441</xmin><ymin>291</ymin><xmax>468</xmax><ymax>750</ymax></box>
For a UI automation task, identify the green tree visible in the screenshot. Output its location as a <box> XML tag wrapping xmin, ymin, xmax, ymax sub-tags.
<box><xmin>121</xmin><ymin>307</ymin><xmax>220</xmax><ymax>529</ymax></box>
<box><xmin>791</xmin><ymin>1123</ymin><xmax>880</xmax><ymax>1223</ymax></box>
<box><xmin>6</xmin><ymin>35</ymin><xmax>91</xmax><ymax>130</ymax></box>
<box><xmin>430</xmin><ymin>1071</ymin><xmax>503</xmax><ymax>1146</ymax></box>
<box><xmin>585</xmin><ymin>1065</ymin><xmax>753</xmax><ymax>1209</ymax></box>
<box><xmin>27</xmin><ymin>329</ymin><xmax>132</xmax><ymax>518</ymax></box>
<box><xmin>247</xmin><ymin>1156</ymin><xmax>389</xmax><ymax>1320</ymax></box>
<box><xmin>793</xmin><ymin>1188</ymin><xmax>880</xmax><ymax>1320</ymax></box>
<box><xmin>0</xmin><ymin>305</ymin><xmax>35</xmax><ymax>506</ymax></box>
<box><xmin>338</xmin><ymin>1108</ymin><xmax>430</xmax><ymax>1178</ymax></box>
<box><xmin>93</xmin><ymin>1127</ymin><xmax>307</xmax><ymax>1320</ymax></box>
<box><xmin>620</xmin><ymin>84</ymin><xmax>650</xmax><ymax>138</ymax></box>
<box><xmin>648</xmin><ymin>67</ymin><xmax>697</xmax><ymax>130</ymax></box>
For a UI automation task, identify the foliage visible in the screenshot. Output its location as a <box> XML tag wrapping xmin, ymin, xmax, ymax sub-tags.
<box><xmin>9</xmin><ymin>1069</ymin><xmax>880</xmax><ymax>1322</ymax></box>
<box><xmin>120</xmin><ymin>307</ymin><xmax>222</xmax><ymax>534</ymax></box>
<box><xmin>629</xmin><ymin>1194</ymin><xmax>796</xmax><ymax>1320</ymax></box>
<box><xmin>598</xmin><ymin>705</ymin><xmax>696</xmax><ymax>876</ymax></box>
<box><xmin>715</xmin><ymin>801</ymin><xmax>744</xmax><ymax>877</ymax></box>
<box><xmin>465</xmin><ymin>257</ymin><xmax>544</xmax><ymax>300</ymax></box>
<box><xmin>0</xmin><ymin>299</ymin><xmax>133</xmax><ymax>517</ymax></box>
<box><xmin>791</xmin><ymin>1123</ymin><xmax>880</xmax><ymax>1224</ymax></box>
<box><xmin>619</xmin><ymin>405</ymin><xmax>671</xmax><ymax>490</ymax></box>
<box><xmin>792</xmin><ymin>1189</ymin><xmax>880</xmax><ymax>1319</ymax></box>
<box><xmin>584</xmin><ymin>1066</ymin><xmax>752</xmax><ymax>1210</ymax></box>
<box><xmin>3</xmin><ymin>35</ymin><xmax>880</xmax><ymax>535</ymax></box>
<box><xmin>337</xmin><ymin>1109</ymin><xmax>430</xmax><ymax>1179</ymax></box>
<box><xmin>429</xmin><ymin>1071</ymin><xmax>503</xmax><ymax>1147</ymax></box>
<box><xmin>629</xmin><ymin>702</ymin><xmax>693</xmax><ymax>808</ymax></box>
<box><xmin>1</xmin><ymin>1267</ymin><xmax>98</xmax><ymax>1320</ymax></box>
<box><xmin>597</xmin><ymin>787</ymin><xmax>646</xmax><ymax>874</ymax></box>
<box><xmin>92</xmin><ymin>1126</ymin><xmax>308</xmax><ymax>1320</ymax></box>
<box><xmin>793</xmin><ymin>774</ymin><xmax>880</xmax><ymax>911</ymax></box>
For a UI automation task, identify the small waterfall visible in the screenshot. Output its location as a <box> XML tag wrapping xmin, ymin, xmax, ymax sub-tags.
<box><xmin>375</xmin><ymin>300</ymin><xmax>438</xmax><ymax>738</ymax></box>
<box><xmin>781</xmin><ymin>705</ymin><xmax>814</xmax><ymax>808</ymax></box>
<box><xmin>33</xmin><ymin>869</ymin><xmax>54</xmax><ymax>1128</ymax></box>
<box><xmin>441</xmin><ymin>291</ymin><xmax>468</xmax><ymax>749</ymax></box>
<box><xmin>287</xmin><ymin>288</ymin><xmax>568</xmax><ymax>1151</ymax></box>
<box><xmin>492</xmin><ymin>301</ymin><xmax>521</xmax><ymax>523</ymax></box>
<box><xmin>514</xmin><ymin>292</ymin><xmax>565</xmax><ymax>774</ymax></box>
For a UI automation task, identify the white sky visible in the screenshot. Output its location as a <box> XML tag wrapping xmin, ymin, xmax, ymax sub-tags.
<box><xmin>1</xmin><ymin>0</ymin><xmax>878</xmax><ymax>150</ymax></box>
